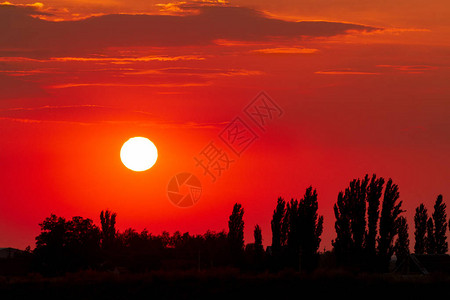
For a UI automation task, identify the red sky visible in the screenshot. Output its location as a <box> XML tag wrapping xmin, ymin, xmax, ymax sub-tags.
<box><xmin>0</xmin><ymin>0</ymin><xmax>449</xmax><ymax>250</ymax></box>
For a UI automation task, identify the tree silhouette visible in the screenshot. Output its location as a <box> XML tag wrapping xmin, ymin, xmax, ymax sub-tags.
<box><xmin>394</xmin><ymin>216</ymin><xmax>409</xmax><ymax>267</ymax></box>
<box><xmin>66</xmin><ymin>216</ymin><xmax>101</xmax><ymax>270</ymax></box>
<box><xmin>114</xmin><ymin>228</ymin><xmax>166</xmax><ymax>272</ymax></box>
<box><xmin>228</xmin><ymin>203</ymin><xmax>244</xmax><ymax>265</ymax></box>
<box><xmin>119</xmin><ymin>228</ymin><xmax>141</xmax><ymax>249</ymax></box>
<box><xmin>432</xmin><ymin>195</ymin><xmax>448</xmax><ymax>254</ymax></box>
<box><xmin>271</xmin><ymin>197</ymin><xmax>286</xmax><ymax>257</ymax></box>
<box><xmin>298</xmin><ymin>186</ymin><xmax>323</xmax><ymax>271</ymax></box>
<box><xmin>274</xmin><ymin>187</ymin><xmax>324</xmax><ymax>271</ymax></box>
<box><xmin>35</xmin><ymin>214</ymin><xmax>67</xmax><ymax>251</ymax></box>
<box><xmin>365</xmin><ymin>175</ymin><xmax>385</xmax><ymax>261</ymax></box>
<box><xmin>280</xmin><ymin>204</ymin><xmax>289</xmax><ymax>250</ymax></box>
<box><xmin>26</xmin><ymin>176</ymin><xmax>443</xmax><ymax>276</ymax></box>
<box><xmin>34</xmin><ymin>214</ymin><xmax>101</xmax><ymax>275</ymax></box>
<box><xmin>67</xmin><ymin>216</ymin><xmax>101</xmax><ymax>250</ymax></box>
<box><xmin>426</xmin><ymin>217</ymin><xmax>436</xmax><ymax>254</ymax></box>
<box><xmin>414</xmin><ymin>204</ymin><xmax>428</xmax><ymax>254</ymax></box>
<box><xmin>348</xmin><ymin>175</ymin><xmax>369</xmax><ymax>256</ymax></box>
<box><xmin>254</xmin><ymin>224</ymin><xmax>263</xmax><ymax>254</ymax></box>
<box><xmin>377</xmin><ymin>179</ymin><xmax>403</xmax><ymax>272</ymax></box>
<box><xmin>100</xmin><ymin>210</ymin><xmax>117</xmax><ymax>250</ymax></box>
<box><xmin>333</xmin><ymin>191</ymin><xmax>352</xmax><ymax>265</ymax></box>
<box><xmin>249</xmin><ymin>224</ymin><xmax>265</xmax><ymax>270</ymax></box>
<box><xmin>203</xmin><ymin>230</ymin><xmax>229</xmax><ymax>268</ymax></box>
<box><xmin>285</xmin><ymin>198</ymin><xmax>300</xmax><ymax>268</ymax></box>
<box><xmin>333</xmin><ymin>174</ymin><xmax>377</xmax><ymax>267</ymax></box>
<box><xmin>34</xmin><ymin>214</ymin><xmax>67</xmax><ymax>274</ymax></box>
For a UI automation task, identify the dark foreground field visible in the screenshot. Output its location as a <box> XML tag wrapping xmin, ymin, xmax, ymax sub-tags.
<box><xmin>1</xmin><ymin>269</ymin><xmax>450</xmax><ymax>300</ymax></box>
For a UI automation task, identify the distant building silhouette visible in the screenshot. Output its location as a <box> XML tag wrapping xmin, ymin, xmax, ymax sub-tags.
<box><xmin>0</xmin><ymin>247</ymin><xmax>25</xmax><ymax>259</ymax></box>
<box><xmin>394</xmin><ymin>254</ymin><xmax>450</xmax><ymax>275</ymax></box>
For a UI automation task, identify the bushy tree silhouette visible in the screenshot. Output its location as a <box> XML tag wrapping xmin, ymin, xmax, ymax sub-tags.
<box><xmin>35</xmin><ymin>214</ymin><xmax>66</xmax><ymax>250</ymax></box>
<box><xmin>34</xmin><ymin>214</ymin><xmax>101</xmax><ymax>275</ymax></box>
<box><xmin>414</xmin><ymin>204</ymin><xmax>428</xmax><ymax>254</ymax></box>
<box><xmin>34</xmin><ymin>214</ymin><xmax>67</xmax><ymax>274</ymax></box>
<box><xmin>394</xmin><ymin>216</ymin><xmax>409</xmax><ymax>267</ymax></box>
<box><xmin>203</xmin><ymin>230</ymin><xmax>229</xmax><ymax>268</ymax></box>
<box><xmin>432</xmin><ymin>195</ymin><xmax>448</xmax><ymax>254</ymax></box>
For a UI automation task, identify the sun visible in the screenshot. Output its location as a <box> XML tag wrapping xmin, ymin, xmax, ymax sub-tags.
<box><xmin>120</xmin><ymin>137</ymin><xmax>158</xmax><ymax>172</ymax></box>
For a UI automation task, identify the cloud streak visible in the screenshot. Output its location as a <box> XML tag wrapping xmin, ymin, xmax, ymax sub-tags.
<box><xmin>377</xmin><ymin>64</ymin><xmax>438</xmax><ymax>73</ymax></box>
<box><xmin>50</xmin><ymin>55</ymin><xmax>206</xmax><ymax>63</ymax></box>
<box><xmin>48</xmin><ymin>82</ymin><xmax>212</xmax><ymax>89</ymax></box>
<box><xmin>123</xmin><ymin>67</ymin><xmax>264</xmax><ymax>77</ymax></box>
<box><xmin>315</xmin><ymin>70</ymin><xmax>380</xmax><ymax>75</ymax></box>
<box><xmin>252</xmin><ymin>47</ymin><xmax>319</xmax><ymax>54</ymax></box>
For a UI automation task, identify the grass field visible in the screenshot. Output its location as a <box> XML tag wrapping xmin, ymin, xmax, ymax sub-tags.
<box><xmin>1</xmin><ymin>268</ymin><xmax>450</xmax><ymax>300</ymax></box>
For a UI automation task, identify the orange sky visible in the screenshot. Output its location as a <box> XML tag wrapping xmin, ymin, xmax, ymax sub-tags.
<box><xmin>0</xmin><ymin>0</ymin><xmax>449</xmax><ymax>250</ymax></box>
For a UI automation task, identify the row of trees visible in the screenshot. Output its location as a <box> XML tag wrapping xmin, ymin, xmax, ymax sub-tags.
<box><xmin>331</xmin><ymin>175</ymin><xmax>404</xmax><ymax>271</ymax></box>
<box><xmin>414</xmin><ymin>195</ymin><xmax>448</xmax><ymax>255</ymax></box>
<box><xmin>33</xmin><ymin>213</ymin><xmax>233</xmax><ymax>275</ymax></box>
<box><xmin>24</xmin><ymin>174</ymin><xmax>448</xmax><ymax>275</ymax></box>
<box><xmin>328</xmin><ymin>174</ymin><xmax>447</xmax><ymax>272</ymax></box>
<box><xmin>270</xmin><ymin>187</ymin><xmax>323</xmax><ymax>271</ymax></box>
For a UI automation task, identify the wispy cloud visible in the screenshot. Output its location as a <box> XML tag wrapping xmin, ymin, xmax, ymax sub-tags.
<box><xmin>315</xmin><ymin>70</ymin><xmax>380</xmax><ymax>75</ymax></box>
<box><xmin>0</xmin><ymin>104</ymin><xmax>112</xmax><ymax>113</ymax></box>
<box><xmin>377</xmin><ymin>64</ymin><xmax>438</xmax><ymax>74</ymax></box>
<box><xmin>213</xmin><ymin>39</ymin><xmax>273</xmax><ymax>47</ymax></box>
<box><xmin>0</xmin><ymin>104</ymin><xmax>229</xmax><ymax>129</ymax></box>
<box><xmin>50</xmin><ymin>55</ymin><xmax>206</xmax><ymax>63</ymax></box>
<box><xmin>0</xmin><ymin>57</ymin><xmax>42</xmax><ymax>62</ymax></box>
<box><xmin>252</xmin><ymin>47</ymin><xmax>319</xmax><ymax>54</ymax></box>
<box><xmin>156</xmin><ymin>0</ymin><xmax>230</xmax><ymax>14</ymax></box>
<box><xmin>0</xmin><ymin>69</ymin><xmax>49</xmax><ymax>76</ymax></box>
<box><xmin>48</xmin><ymin>82</ymin><xmax>212</xmax><ymax>89</ymax></box>
<box><xmin>123</xmin><ymin>67</ymin><xmax>264</xmax><ymax>77</ymax></box>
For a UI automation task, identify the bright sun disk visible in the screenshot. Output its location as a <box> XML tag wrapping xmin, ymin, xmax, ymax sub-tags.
<box><xmin>120</xmin><ymin>137</ymin><xmax>158</xmax><ymax>172</ymax></box>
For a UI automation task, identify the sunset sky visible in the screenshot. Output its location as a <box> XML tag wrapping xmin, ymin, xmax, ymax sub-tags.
<box><xmin>1</xmin><ymin>0</ymin><xmax>449</xmax><ymax>250</ymax></box>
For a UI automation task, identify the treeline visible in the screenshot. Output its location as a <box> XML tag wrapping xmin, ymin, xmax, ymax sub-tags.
<box><xmin>1</xmin><ymin>174</ymin><xmax>448</xmax><ymax>276</ymax></box>
<box><xmin>330</xmin><ymin>174</ymin><xmax>447</xmax><ymax>272</ymax></box>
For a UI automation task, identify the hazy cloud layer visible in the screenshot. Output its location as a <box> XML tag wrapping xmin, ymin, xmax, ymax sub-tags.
<box><xmin>0</xmin><ymin>4</ymin><xmax>378</xmax><ymax>58</ymax></box>
<box><xmin>0</xmin><ymin>104</ymin><xmax>227</xmax><ymax>128</ymax></box>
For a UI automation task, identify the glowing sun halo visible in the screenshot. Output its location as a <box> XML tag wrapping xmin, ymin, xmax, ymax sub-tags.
<box><xmin>120</xmin><ymin>137</ymin><xmax>158</xmax><ymax>172</ymax></box>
